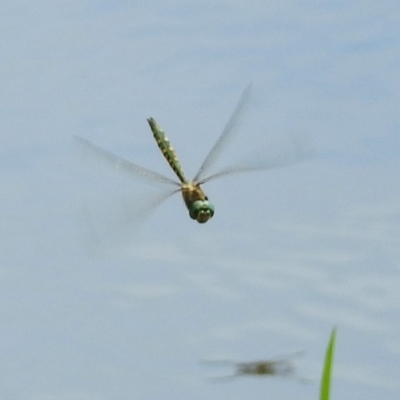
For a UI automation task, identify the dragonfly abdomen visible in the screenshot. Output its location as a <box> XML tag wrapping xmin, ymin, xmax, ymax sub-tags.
<box><xmin>147</xmin><ymin>118</ymin><xmax>187</xmax><ymax>183</ymax></box>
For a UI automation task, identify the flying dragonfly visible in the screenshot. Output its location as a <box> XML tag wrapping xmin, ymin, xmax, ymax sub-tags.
<box><xmin>202</xmin><ymin>352</ymin><xmax>310</xmax><ymax>382</ymax></box>
<box><xmin>75</xmin><ymin>84</ymin><xmax>310</xmax><ymax>224</ymax></box>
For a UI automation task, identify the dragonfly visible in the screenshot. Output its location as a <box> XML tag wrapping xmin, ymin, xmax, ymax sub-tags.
<box><xmin>75</xmin><ymin>84</ymin><xmax>309</xmax><ymax>224</ymax></box>
<box><xmin>202</xmin><ymin>351</ymin><xmax>310</xmax><ymax>382</ymax></box>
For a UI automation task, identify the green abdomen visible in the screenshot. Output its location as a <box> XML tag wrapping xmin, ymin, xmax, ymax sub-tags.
<box><xmin>147</xmin><ymin>118</ymin><xmax>187</xmax><ymax>183</ymax></box>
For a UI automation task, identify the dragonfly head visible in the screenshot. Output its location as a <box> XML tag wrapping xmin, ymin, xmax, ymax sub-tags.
<box><xmin>189</xmin><ymin>200</ymin><xmax>215</xmax><ymax>223</ymax></box>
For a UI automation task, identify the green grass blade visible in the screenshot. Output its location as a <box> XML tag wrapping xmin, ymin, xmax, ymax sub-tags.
<box><xmin>320</xmin><ymin>327</ymin><xmax>337</xmax><ymax>400</ymax></box>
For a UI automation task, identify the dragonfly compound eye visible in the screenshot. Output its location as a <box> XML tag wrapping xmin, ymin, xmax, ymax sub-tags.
<box><xmin>189</xmin><ymin>200</ymin><xmax>215</xmax><ymax>223</ymax></box>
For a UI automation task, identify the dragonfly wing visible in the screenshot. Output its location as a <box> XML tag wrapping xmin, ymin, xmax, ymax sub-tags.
<box><xmin>74</xmin><ymin>135</ymin><xmax>180</xmax><ymax>188</ymax></box>
<box><xmin>198</xmin><ymin>133</ymin><xmax>313</xmax><ymax>184</ymax></box>
<box><xmin>269</xmin><ymin>350</ymin><xmax>305</xmax><ymax>363</ymax></box>
<box><xmin>200</xmin><ymin>358</ymin><xmax>239</xmax><ymax>366</ymax></box>
<box><xmin>193</xmin><ymin>83</ymin><xmax>253</xmax><ymax>183</ymax></box>
<box><xmin>200</xmin><ymin>358</ymin><xmax>240</xmax><ymax>382</ymax></box>
<box><xmin>79</xmin><ymin>187</ymin><xmax>178</xmax><ymax>250</ymax></box>
<box><xmin>207</xmin><ymin>373</ymin><xmax>239</xmax><ymax>382</ymax></box>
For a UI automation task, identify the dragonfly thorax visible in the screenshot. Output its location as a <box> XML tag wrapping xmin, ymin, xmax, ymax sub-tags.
<box><xmin>181</xmin><ymin>183</ymin><xmax>214</xmax><ymax>224</ymax></box>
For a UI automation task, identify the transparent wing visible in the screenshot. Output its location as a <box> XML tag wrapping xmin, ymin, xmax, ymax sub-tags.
<box><xmin>207</xmin><ymin>373</ymin><xmax>240</xmax><ymax>382</ymax></box>
<box><xmin>198</xmin><ymin>134</ymin><xmax>313</xmax><ymax>184</ymax></box>
<box><xmin>78</xmin><ymin>188</ymin><xmax>177</xmax><ymax>251</ymax></box>
<box><xmin>74</xmin><ymin>135</ymin><xmax>180</xmax><ymax>188</ymax></box>
<box><xmin>200</xmin><ymin>358</ymin><xmax>241</xmax><ymax>381</ymax></box>
<box><xmin>193</xmin><ymin>83</ymin><xmax>253</xmax><ymax>183</ymax></box>
<box><xmin>74</xmin><ymin>135</ymin><xmax>181</xmax><ymax>250</ymax></box>
<box><xmin>193</xmin><ymin>84</ymin><xmax>314</xmax><ymax>185</ymax></box>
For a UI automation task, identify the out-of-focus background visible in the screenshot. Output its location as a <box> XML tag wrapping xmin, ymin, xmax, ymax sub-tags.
<box><xmin>1</xmin><ymin>2</ymin><xmax>399</xmax><ymax>399</ymax></box>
